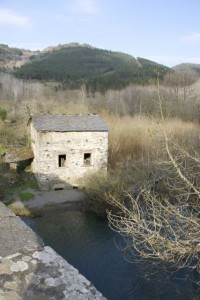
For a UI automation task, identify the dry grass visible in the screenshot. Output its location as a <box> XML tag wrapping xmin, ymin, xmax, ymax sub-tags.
<box><xmin>0</xmin><ymin>119</ymin><xmax>29</xmax><ymax>147</ymax></box>
<box><xmin>104</xmin><ymin>114</ymin><xmax>200</xmax><ymax>167</ymax></box>
<box><xmin>85</xmin><ymin>114</ymin><xmax>200</xmax><ymax>215</ymax></box>
<box><xmin>52</xmin><ymin>101</ymin><xmax>91</xmax><ymax>115</ymax></box>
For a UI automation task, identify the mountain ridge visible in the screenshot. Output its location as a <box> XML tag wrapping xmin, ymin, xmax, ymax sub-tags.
<box><xmin>3</xmin><ymin>42</ymin><xmax>195</xmax><ymax>92</ymax></box>
<box><xmin>11</xmin><ymin>43</ymin><xmax>169</xmax><ymax>92</ymax></box>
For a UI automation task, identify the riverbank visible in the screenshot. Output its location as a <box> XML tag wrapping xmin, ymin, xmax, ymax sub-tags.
<box><xmin>6</xmin><ymin>188</ymin><xmax>88</xmax><ymax>216</ymax></box>
<box><xmin>0</xmin><ymin>201</ymin><xmax>106</xmax><ymax>299</ymax></box>
<box><xmin>25</xmin><ymin>188</ymin><xmax>87</xmax><ymax>209</ymax></box>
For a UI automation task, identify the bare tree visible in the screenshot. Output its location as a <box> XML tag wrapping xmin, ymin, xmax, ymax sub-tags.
<box><xmin>107</xmin><ymin>87</ymin><xmax>200</xmax><ymax>283</ymax></box>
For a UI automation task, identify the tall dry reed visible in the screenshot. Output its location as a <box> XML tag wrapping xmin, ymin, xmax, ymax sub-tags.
<box><xmin>104</xmin><ymin>114</ymin><xmax>200</xmax><ymax>168</ymax></box>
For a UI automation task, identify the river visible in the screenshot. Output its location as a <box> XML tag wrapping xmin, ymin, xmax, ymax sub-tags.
<box><xmin>24</xmin><ymin>209</ymin><xmax>198</xmax><ymax>300</ymax></box>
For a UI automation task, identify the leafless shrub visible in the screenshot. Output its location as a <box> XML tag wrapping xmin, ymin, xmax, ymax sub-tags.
<box><xmin>107</xmin><ymin>96</ymin><xmax>200</xmax><ymax>283</ymax></box>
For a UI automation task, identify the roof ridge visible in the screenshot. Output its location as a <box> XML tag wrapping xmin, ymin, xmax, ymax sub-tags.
<box><xmin>31</xmin><ymin>114</ymin><xmax>109</xmax><ymax>132</ymax></box>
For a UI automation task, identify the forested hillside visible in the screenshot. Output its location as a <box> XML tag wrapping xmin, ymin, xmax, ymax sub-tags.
<box><xmin>2</xmin><ymin>43</ymin><xmax>200</xmax><ymax>93</ymax></box>
<box><xmin>14</xmin><ymin>44</ymin><xmax>169</xmax><ymax>92</ymax></box>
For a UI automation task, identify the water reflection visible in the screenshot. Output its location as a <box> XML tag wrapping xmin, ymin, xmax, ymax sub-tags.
<box><xmin>25</xmin><ymin>210</ymin><xmax>198</xmax><ymax>300</ymax></box>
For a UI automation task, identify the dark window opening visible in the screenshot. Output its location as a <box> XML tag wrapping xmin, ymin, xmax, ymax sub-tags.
<box><xmin>84</xmin><ymin>153</ymin><xmax>91</xmax><ymax>166</ymax></box>
<box><xmin>58</xmin><ymin>154</ymin><xmax>66</xmax><ymax>167</ymax></box>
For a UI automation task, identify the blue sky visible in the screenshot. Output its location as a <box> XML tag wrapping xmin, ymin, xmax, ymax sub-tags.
<box><xmin>0</xmin><ymin>0</ymin><xmax>200</xmax><ymax>67</ymax></box>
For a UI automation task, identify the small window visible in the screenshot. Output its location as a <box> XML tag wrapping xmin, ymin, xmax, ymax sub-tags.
<box><xmin>58</xmin><ymin>154</ymin><xmax>66</xmax><ymax>167</ymax></box>
<box><xmin>84</xmin><ymin>153</ymin><xmax>91</xmax><ymax>166</ymax></box>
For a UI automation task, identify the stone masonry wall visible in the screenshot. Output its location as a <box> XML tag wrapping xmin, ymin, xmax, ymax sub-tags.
<box><xmin>30</xmin><ymin>123</ymin><xmax>108</xmax><ymax>190</ymax></box>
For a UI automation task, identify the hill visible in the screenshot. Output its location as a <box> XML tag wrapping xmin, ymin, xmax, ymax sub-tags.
<box><xmin>13</xmin><ymin>43</ymin><xmax>169</xmax><ymax>92</ymax></box>
<box><xmin>173</xmin><ymin>63</ymin><xmax>200</xmax><ymax>76</ymax></box>
<box><xmin>0</xmin><ymin>44</ymin><xmax>37</xmax><ymax>71</ymax></box>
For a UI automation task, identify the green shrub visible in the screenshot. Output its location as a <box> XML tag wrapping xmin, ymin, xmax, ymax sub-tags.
<box><xmin>0</xmin><ymin>108</ymin><xmax>7</xmax><ymax>121</ymax></box>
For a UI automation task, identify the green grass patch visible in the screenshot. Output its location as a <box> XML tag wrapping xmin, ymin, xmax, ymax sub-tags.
<box><xmin>19</xmin><ymin>192</ymin><xmax>35</xmax><ymax>201</ymax></box>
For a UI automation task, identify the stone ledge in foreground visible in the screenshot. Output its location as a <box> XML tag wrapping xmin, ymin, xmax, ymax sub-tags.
<box><xmin>0</xmin><ymin>202</ymin><xmax>106</xmax><ymax>300</ymax></box>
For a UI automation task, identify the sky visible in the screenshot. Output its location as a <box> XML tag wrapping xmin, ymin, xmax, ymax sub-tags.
<box><xmin>0</xmin><ymin>0</ymin><xmax>200</xmax><ymax>67</ymax></box>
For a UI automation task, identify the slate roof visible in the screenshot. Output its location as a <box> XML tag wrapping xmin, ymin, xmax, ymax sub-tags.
<box><xmin>31</xmin><ymin>114</ymin><xmax>109</xmax><ymax>132</ymax></box>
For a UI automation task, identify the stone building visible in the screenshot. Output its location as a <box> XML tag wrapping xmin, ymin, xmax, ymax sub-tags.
<box><xmin>29</xmin><ymin>114</ymin><xmax>109</xmax><ymax>190</ymax></box>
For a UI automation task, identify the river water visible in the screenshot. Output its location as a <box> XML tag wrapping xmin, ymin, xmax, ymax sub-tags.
<box><xmin>25</xmin><ymin>209</ymin><xmax>198</xmax><ymax>300</ymax></box>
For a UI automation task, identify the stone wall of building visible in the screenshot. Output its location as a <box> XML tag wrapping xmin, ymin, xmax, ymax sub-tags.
<box><xmin>30</xmin><ymin>123</ymin><xmax>108</xmax><ymax>190</ymax></box>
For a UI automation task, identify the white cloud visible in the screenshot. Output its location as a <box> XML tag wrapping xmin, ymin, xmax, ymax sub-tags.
<box><xmin>71</xmin><ymin>0</ymin><xmax>98</xmax><ymax>14</ymax></box>
<box><xmin>182</xmin><ymin>33</ymin><xmax>200</xmax><ymax>42</ymax></box>
<box><xmin>0</xmin><ymin>8</ymin><xmax>30</xmax><ymax>27</ymax></box>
